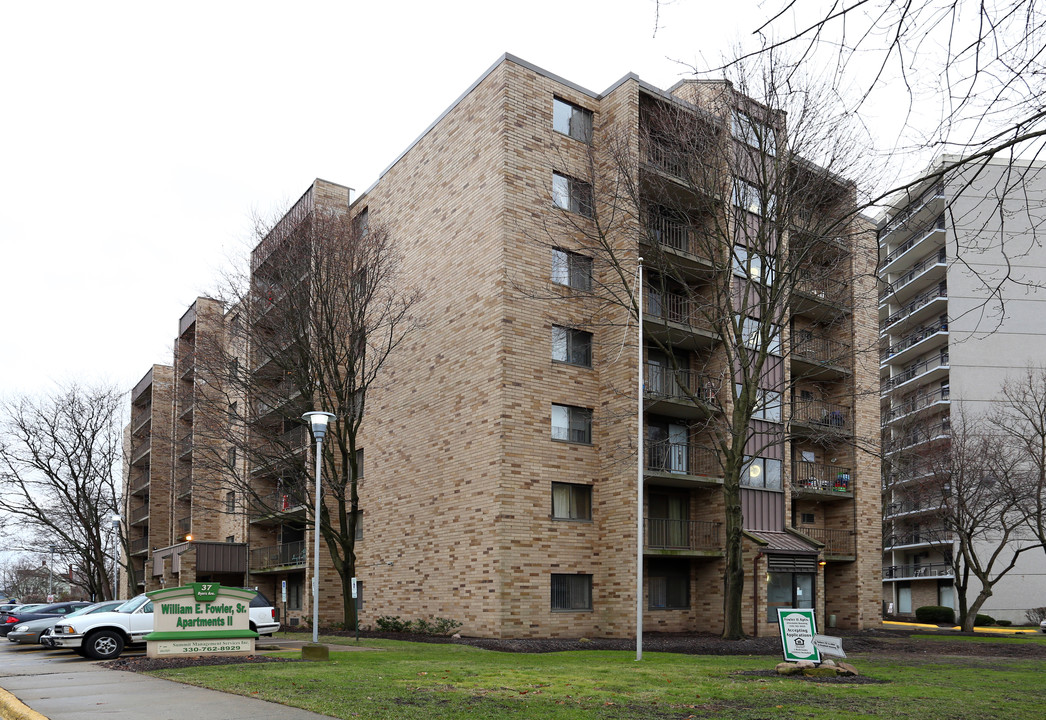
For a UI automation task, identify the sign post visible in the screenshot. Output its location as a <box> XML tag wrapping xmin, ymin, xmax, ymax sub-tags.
<box><xmin>144</xmin><ymin>583</ymin><xmax>258</xmax><ymax>658</ymax></box>
<box><xmin>776</xmin><ymin>608</ymin><xmax>821</xmax><ymax>663</ymax></box>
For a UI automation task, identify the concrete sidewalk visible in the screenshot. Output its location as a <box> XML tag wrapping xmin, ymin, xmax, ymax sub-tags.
<box><xmin>0</xmin><ymin>642</ymin><xmax>360</xmax><ymax>720</ymax></box>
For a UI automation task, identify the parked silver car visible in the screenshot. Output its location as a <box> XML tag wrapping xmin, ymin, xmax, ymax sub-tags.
<box><xmin>9</xmin><ymin>601</ymin><xmax>123</xmax><ymax>645</ymax></box>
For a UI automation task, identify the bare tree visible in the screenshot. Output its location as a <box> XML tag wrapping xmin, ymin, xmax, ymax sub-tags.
<box><xmin>195</xmin><ymin>195</ymin><xmax>420</xmax><ymax>628</ymax></box>
<box><xmin>991</xmin><ymin>366</ymin><xmax>1046</xmax><ymax>559</ymax></box>
<box><xmin>540</xmin><ymin>56</ymin><xmax>874</xmax><ymax>639</ymax></box>
<box><xmin>0</xmin><ymin>385</ymin><xmax>124</xmax><ymax>601</ymax></box>
<box><xmin>907</xmin><ymin>405</ymin><xmax>1040</xmax><ymax>630</ymax></box>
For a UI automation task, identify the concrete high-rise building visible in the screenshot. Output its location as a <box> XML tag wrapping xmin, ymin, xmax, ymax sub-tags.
<box><xmin>878</xmin><ymin>156</ymin><xmax>1046</xmax><ymax>623</ymax></box>
<box><xmin>122</xmin><ymin>55</ymin><xmax>881</xmax><ymax>638</ymax></box>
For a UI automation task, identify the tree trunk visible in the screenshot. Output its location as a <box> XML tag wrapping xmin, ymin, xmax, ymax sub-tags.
<box><xmin>721</xmin><ymin>482</ymin><xmax>746</xmax><ymax>639</ymax></box>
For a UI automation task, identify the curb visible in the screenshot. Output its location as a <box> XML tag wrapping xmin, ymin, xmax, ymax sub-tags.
<box><xmin>0</xmin><ymin>688</ymin><xmax>47</xmax><ymax>720</ymax></box>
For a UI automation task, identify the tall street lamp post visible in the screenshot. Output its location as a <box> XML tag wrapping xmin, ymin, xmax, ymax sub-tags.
<box><xmin>303</xmin><ymin>411</ymin><xmax>336</xmax><ymax>646</ymax></box>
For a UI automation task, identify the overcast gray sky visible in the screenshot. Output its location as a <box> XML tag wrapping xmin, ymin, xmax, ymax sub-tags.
<box><xmin>0</xmin><ymin>0</ymin><xmax>905</xmax><ymax>399</ymax></box>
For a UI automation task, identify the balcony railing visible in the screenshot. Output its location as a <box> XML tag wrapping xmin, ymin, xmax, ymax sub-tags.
<box><xmin>882</xmin><ymin>386</ymin><xmax>950</xmax><ymax>425</ymax></box>
<box><xmin>645</xmin><ymin>440</ymin><xmax>720</xmax><ymax>477</ymax></box>
<box><xmin>129</xmin><ymin>504</ymin><xmax>149</xmax><ymax>524</ymax></box>
<box><xmin>794</xmin><ymin>271</ymin><xmax>849</xmax><ymax>306</ymax></box>
<box><xmin>880</xmin><ymin>320</ymin><xmax>948</xmax><ymax>362</ymax></box>
<box><xmin>251</xmin><ymin>184</ymin><xmax>315</xmax><ymax>273</ymax></box>
<box><xmin>645</xmin><ymin>287</ymin><xmax>693</xmax><ymax>326</ymax></box>
<box><xmin>801</xmin><ymin>527</ymin><xmax>856</xmax><ymax>556</ymax></box>
<box><xmin>881</xmin><ymin>283</ymin><xmax>947</xmax><ymax>330</ymax></box>
<box><xmin>130</xmin><ymin>437</ymin><xmax>151</xmax><ymax>465</ymax></box>
<box><xmin>790</xmin><ymin>399</ymin><xmax>852</xmax><ymax>432</ymax></box>
<box><xmin>250</xmin><ymin>487</ymin><xmax>308</xmax><ymax>519</ymax></box>
<box><xmin>884</xmin><ymin>420</ymin><xmax>951</xmax><ymax>454</ymax></box>
<box><xmin>880</xmin><ymin>183</ymin><xmax>944</xmax><ymax>239</ymax></box>
<box><xmin>177</xmin><ymin>432</ymin><xmax>193</xmax><ymax>459</ymax></box>
<box><xmin>884</xmin><ymin>529</ymin><xmax>953</xmax><ymax>547</ymax></box>
<box><xmin>250</xmin><ymin>541</ymin><xmax>307</xmax><ymax>570</ymax></box>
<box><xmin>879</xmin><ymin>247</ymin><xmax>947</xmax><ymax>302</ymax></box>
<box><xmin>177</xmin><ymin>517</ymin><xmax>191</xmax><ymax>536</ymax></box>
<box><xmin>883</xmin><ymin>353</ymin><xmax>949</xmax><ymax>392</ymax></box>
<box><xmin>130</xmin><ymin>471</ymin><xmax>150</xmax><ymax>494</ymax></box>
<box><xmin>791</xmin><ymin>462</ymin><xmax>852</xmax><ymax>493</ymax></box>
<box><xmin>178</xmin><ymin>350</ymin><xmax>196</xmax><ymax>378</ymax></box>
<box><xmin>883</xmin><ymin>562</ymin><xmax>953</xmax><ymax>579</ymax></box>
<box><xmin>130</xmin><ymin>537</ymin><xmax>150</xmax><ymax>555</ymax></box>
<box><xmin>644</xmin><ymin>518</ymin><xmax>721</xmax><ymax>551</ymax></box>
<box><xmin>644</xmin><ymin>363</ymin><xmax>718</xmax><ymax>405</ymax></box>
<box><xmin>791</xmin><ymin>332</ymin><xmax>850</xmax><ymax>367</ymax></box>
<box><xmin>131</xmin><ymin>407</ymin><xmax>152</xmax><ymax>433</ymax></box>
<box><xmin>175</xmin><ymin>471</ymin><xmax>192</xmax><ymax>498</ymax></box>
<box><xmin>885</xmin><ymin>499</ymin><xmax>944</xmax><ymax>517</ymax></box>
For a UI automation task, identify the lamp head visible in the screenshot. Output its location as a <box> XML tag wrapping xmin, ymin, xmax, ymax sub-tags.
<box><xmin>302</xmin><ymin>411</ymin><xmax>337</xmax><ymax>441</ymax></box>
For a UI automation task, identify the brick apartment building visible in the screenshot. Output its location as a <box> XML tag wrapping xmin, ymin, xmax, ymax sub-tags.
<box><xmin>121</xmin><ymin>54</ymin><xmax>881</xmax><ymax>638</ymax></box>
<box><xmin>878</xmin><ymin>156</ymin><xmax>1046</xmax><ymax>623</ymax></box>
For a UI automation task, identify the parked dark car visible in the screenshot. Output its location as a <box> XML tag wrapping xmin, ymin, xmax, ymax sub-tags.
<box><xmin>0</xmin><ymin>604</ymin><xmax>46</xmax><ymax>623</ymax></box>
<box><xmin>9</xmin><ymin>601</ymin><xmax>123</xmax><ymax>645</ymax></box>
<box><xmin>0</xmin><ymin>602</ymin><xmax>92</xmax><ymax>636</ymax></box>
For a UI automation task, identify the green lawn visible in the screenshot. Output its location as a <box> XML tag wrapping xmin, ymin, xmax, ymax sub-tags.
<box><xmin>148</xmin><ymin>637</ymin><xmax>1045</xmax><ymax>719</ymax></box>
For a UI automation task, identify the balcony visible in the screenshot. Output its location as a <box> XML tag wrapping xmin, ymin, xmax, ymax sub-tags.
<box><xmin>644</xmin><ymin>439</ymin><xmax>722</xmax><ymax>486</ymax></box>
<box><xmin>879</xmin><ymin>183</ymin><xmax>944</xmax><ymax>243</ymax></box>
<box><xmin>884</xmin><ymin>528</ymin><xmax>953</xmax><ymax>549</ymax></box>
<box><xmin>178</xmin><ymin>350</ymin><xmax>196</xmax><ymax>379</ymax></box>
<box><xmin>884</xmin><ymin>499</ymin><xmax>944</xmax><ymax>519</ymax></box>
<box><xmin>131</xmin><ymin>407</ymin><xmax>152</xmax><ymax>435</ymax></box>
<box><xmin>130</xmin><ymin>536</ymin><xmax>150</xmax><ymax>555</ymax></box>
<box><xmin>880</xmin><ymin>320</ymin><xmax>948</xmax><ymax>365</ymax></box>
<box><xmin>881</xmin><ymin>283</ymin><xmax>947</xmax><ymax>332</ymax></box>
<box><xmin>882</xmin><ymin>353</ymin><xmax>949</xmax><ymax>394</ymax></box>
<box><xmin>790</xmin><ymin>332</ymin><xmax>851</xmax><ymax>380</ymax></box>
<box><xmin>799</xmin><ymin>527</ymin><xmax>856</xmax><ymax>558</ymax></box>
<box><xmin>790</xmin><ymin>399</ymin><xmax>852</xmax><ymax>435</ymax></box>
<box><xmin>130</xmin><ymin>470</ymin><xmax>150</xmax><ymax>496</ymax></box>
<box><xmin>249</xmin><ymin>487</ymin><xmax>308</xmax><ymax>524</ymax></box>
<box><xmin>175</xmin><ymin>470</ymin><xmax>192</xmax><ymax>499</ymax></box>
<box><xmin>176</xmin><ymin>432</ymin><xmax>193</xmax><ymax>460</ymax></box>
<box><xmin>791</xmin><ymin>462</ymin><xmax>853</xmax><ymax>499</ymax></box>
<box><xmin>130</xmin><ymin>437</ymin><xmax>151</xmax><ymax>466</ymax></box>
<box><xmin>177</xmin><ymin>516</ymin><xmax>191</xmax><ymax>536</ymax></box>
<box><xmin>882</xmin><ymin>386</ymin><xmax>950</xmax><ymax>427</ymax></box>
<box><xmin>129</xmin><ymin>504</ymin><xmax>149</xmax><ymax>525</ymax></box>
<box><xmin>642</xmin><ymin>214</ymin><xmax>712</xmax><ymax>274</ymax></box>
<box><xmin>884</xmin><ymin>420</ymin><xmax>951</xmax><ymax>455</ymax></box>
<box><xmin>252</xmin><ymin>183</ymin><xmax>314</xmax><ymax>274</ymax></box>
<box><xmin>250</xmin><ymin>541</ymin><xmax>307</xmax><ymax>571</ymax></box>
<box><xmin>644</xmin><ymin>518</ymin><xmax>722</xmax><ymax>556</ymax></box>
<box><xmin>883</xmin><ymin>562</ymin><xmax>953</xmax><ymax>581</ymax></box>
<box><xmin>793</xmin><ymin>271</ymin><xmax>850</xmax><ymax>319</ymax></box>
<box><xmin>643</xmin><ymin>288</ymin><xmax>718</xmax><ymax>350</ymax></box>
<box><xmin>644</xmin><ymin>362</ymin><xmax>718</xmax><ymax>419</ymax></box>
<box><xmin>879</xmin><ymin>247</ymin><xmax>947</xmax><ymax>306</ymax></box>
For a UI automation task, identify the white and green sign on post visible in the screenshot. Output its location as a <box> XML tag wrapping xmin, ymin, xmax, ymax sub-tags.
<box><xmin>776</xmin><ymin>608</ymin><xmax>821</xmax><ymax>663</ymax></box>
<box><xmin>145</xmin><ymin>583</ymin><xmax>258</xmax><ymax>658</ymax></box>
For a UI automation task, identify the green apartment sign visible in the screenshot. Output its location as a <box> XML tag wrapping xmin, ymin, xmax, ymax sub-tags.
<box><xmin>776</xmin><ymin>608</ymin><xmax>821</xmax><ymax>663</ymax></box>
<box><xmin>145</xmin><ymin>584</ymin><xmax>258</xmax><ymax>658</ymax></box>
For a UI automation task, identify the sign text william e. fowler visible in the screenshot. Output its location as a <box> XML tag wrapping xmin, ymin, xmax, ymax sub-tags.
<box><xmin>145</xmin><ymin>584</ymin><xmax>258</xmax><ymax>658</ymax></box>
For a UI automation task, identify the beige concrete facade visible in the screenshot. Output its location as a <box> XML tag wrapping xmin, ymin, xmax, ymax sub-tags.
<box><xmin>122</xmin><ymin>54</ymin><xmax>881</xmax><ymax>638</ymax></box>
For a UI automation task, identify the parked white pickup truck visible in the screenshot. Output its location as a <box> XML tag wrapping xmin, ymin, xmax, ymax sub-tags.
<box><xmin>51</xmin><ymin>590</ymin><xmax>279</xmax><ymax>660</ymax></box>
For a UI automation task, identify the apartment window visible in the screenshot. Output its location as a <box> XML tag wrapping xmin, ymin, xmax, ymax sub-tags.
<box><xmin>551</xmin><ymin>404</ymin><xmax>592</xmax><ymax>444</ymax></box>
<box><xmin>742</xmin><ymin>456</ymin><xmax>782</xmax><ymax>490</ymax></box>
<box><xmin>352</xmin><ymin>509</ymin><xmax>363</xmax><ymax>540</ymax></box>
<box><xmin>732</xmin><ymin>111</ymin><xmax>776</xmax><ymax>155</ymax></box>
<box><xmin>551</xmin><ymin>248</ymin><xmax>593</xmax><ymax>290</ymax></box>
<box><xmin>226</xmin><ymin>535</ymin><xmax>236</xmax><ymax>543</ymax></box>
<box><xmin>733</xmin><ymin>244</ymin><xmax>775</xmax><ymax>285</ymax></box>
<box><xmin>648</xmin><ymin>560</ymin><xmax>690</xmax><ymax>609</ymax></box>
<box><xmin>800</xmin><ymin>513</ymin><xmax>815</xmax><ymax>525</ymax></box>
<box><xmin>225</xmin><ymin>491</ymin><xmax>236</xmax><ymax>513</ymax></box>
<box><xmin>553</xmin><ymin>97</ymin><xmax>593</xmax><ymax>143</ymax></box>
<box><xmin>354</xmin><ymin>579</ymin><xmax>363</xmax><ymax>610</ymax></box>
<box><xmin>736</xmin><ymin>384</ymin><xmax>782</xmax><ymax>422</ymax></box>
<box><xmin>552</xmin><ymin>326</ymin><xmax>592</xmax><ymax>367</ymax></box>
<box><xmin>552</xmin><ymin>172</ymin><xmax>594</xmax><ymax>217</ymax></box>
<box><xmin>551</xmin><ymin>482</ymin><xmax>592</xmax><ymax>520</ymax></box>
<box><xmin>353</xmin><ymin>207</ymin><xmax>370</xmax><ymax>237</ymax></box>
<box><xmin>733</xmin><ymin>178</ymin><xmax>775</xmax><ymax>216</ymax></box>
<box><xmin>227</xmin><ymin>446</ymin><xmax>237</xmax><ymax>467</ymax></box>
<box><xmin>739</xmin><ymin>316</ymin><xmax>782</xmax><ymax>356</ymax></box>
<box><xmin>354</xmin><ymin>448</ymin><xmax>364</xmax><ymax>480</ymax></box>
<box><xmin>551</xmin><ymin>574</ymin><xmax>592</xmax><ymax>611</ymax></box>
